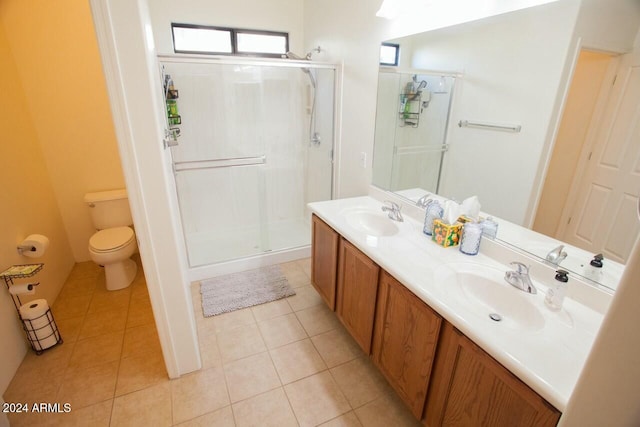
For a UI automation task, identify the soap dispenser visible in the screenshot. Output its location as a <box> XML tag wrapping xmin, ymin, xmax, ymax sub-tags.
<box><xmin>545</xmin><ymin>269</ymin><xmax>568</xmax><ymax>311</ymax></box>
<box><xmin>584</xmin><ymin>253</ymin><xmax>604</xmax><ymax>282</ymax></box>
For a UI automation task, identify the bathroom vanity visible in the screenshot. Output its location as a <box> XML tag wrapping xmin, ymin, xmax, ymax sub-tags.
<box><xmin>309</xmin><ymin>196</ymin><xmax>608</xmax><ymax>426</ymax></box>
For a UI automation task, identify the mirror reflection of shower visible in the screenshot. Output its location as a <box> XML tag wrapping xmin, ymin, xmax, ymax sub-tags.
<box><xmin>283</xmin><ymin>46</ymin><xmax>322</xmax><ymax>146</ymax></box>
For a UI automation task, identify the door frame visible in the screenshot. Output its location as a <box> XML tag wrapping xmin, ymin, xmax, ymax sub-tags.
<box><xmin>90</xmin><ymin>0</ymin><xmax>201</xmax><ymax>377</ymax></box>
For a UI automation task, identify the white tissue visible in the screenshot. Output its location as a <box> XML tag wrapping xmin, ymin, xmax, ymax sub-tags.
<box><xmin>462</xmin><ymin>196</ymin><xmax>481</xmax><ymax>221</ymax></box>
<box><xmin>9</xmin><ymin>283</ymin><xmax>36</xmax><ymax>296</ymax></box>
<box><xmin>442</xmin><ymin>196</ymin><xmax>482</xmax><ymax>224</ymax></box>
<box><xmin>19</xmin><ymin>299</ymin><xmax>58</xmax><ymax>351</ymax></box>
<box><xmin>443</xmin><ymin>200</ymin><xmax>463</xmax><ymax>224</ymax></box>
<box><xmin>19</xmin><ymin>234</ymin><xmax>49</xmax><ymax>258</ymax></box>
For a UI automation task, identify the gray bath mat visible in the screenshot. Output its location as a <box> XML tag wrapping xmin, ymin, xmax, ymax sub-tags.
<box><xmin>200</xmin><ymin>265</ymin><xmax>295</xmax><ymax>317</ymax></box>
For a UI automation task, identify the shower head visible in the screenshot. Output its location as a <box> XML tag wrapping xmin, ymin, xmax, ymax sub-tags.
<box><xmin>282</xmin><ymin>46</ymin><xmax>322</xmax><ymax>61</ymax></box>
<box><xmin>282</xmin><ymin>47</ymin><xmax>320</xmax><ymax>88</ymax></box>
<box><xmin>305</xmin><ymin>46</ymin><xmax>322</xmax><ymax>59</ymax></box>
<box><xmin>284</xmin><ymin>51</ymin><xmax>305</xmax><ymax>60</ymax></box>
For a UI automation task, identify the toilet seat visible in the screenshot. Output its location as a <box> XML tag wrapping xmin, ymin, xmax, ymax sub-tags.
<box><xmin>89</xmin><ymin>226</ymin><xmax>135</xmax><ymax>253</ymax></box>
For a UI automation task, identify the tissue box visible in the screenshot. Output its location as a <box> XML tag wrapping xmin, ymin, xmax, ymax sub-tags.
<box><xmin>432</xmin><ymin>219</ymin><xmax>462</xmax><ymax>247</ymax></box>
<box><xmin>456</xmin><ymin>215</ymin><xmax>473</xmax><ymax>224</ymax></box>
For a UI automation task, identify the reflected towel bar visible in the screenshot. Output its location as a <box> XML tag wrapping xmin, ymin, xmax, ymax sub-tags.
<box><xmin>395</xmin><ymin>144</ymin><xmax>449</xmax><ymax>155</ymax></box>
<box><xmin>458</xmin><ymin>120</ymin><xmax>521</xmax><ymax>133</ymax></box>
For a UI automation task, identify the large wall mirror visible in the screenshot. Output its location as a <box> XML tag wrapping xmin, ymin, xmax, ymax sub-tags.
<box><xmin>372</xmin><ymin>2</ymin><xmax>640</xmax><ymax>292</ymax></box>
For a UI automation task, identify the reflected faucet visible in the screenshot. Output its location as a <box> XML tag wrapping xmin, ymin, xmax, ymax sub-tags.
<box><xmin>505</xmin><ymin>262</ymin><xmax>537</xmax><ymax>294</ymax></box>
<box><xmin>382</xmin><ymin>201</ymin><xmax>404</xmax><ymax>222</ymax></box>
<box><xmin>416</xmin><ymin>194</ymin><xmax>433</xmax><ymax>209</ymax></box>
<box><xmin>546</xmin><ymin>245</ymin><xmax>568</xmax><ymax>265</ymax></box>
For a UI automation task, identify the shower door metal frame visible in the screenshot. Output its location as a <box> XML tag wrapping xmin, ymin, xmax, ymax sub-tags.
<box><xmin>158</xmin><ymin>54</ymin><xmax>342</xmax><ymax>271</ymax></box>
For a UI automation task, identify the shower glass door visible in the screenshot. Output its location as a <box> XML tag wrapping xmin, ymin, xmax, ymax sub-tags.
<box><xmin>161</xmin><ymin>58</ymin><xmax>335</xmax><ymax>267</ymax></box>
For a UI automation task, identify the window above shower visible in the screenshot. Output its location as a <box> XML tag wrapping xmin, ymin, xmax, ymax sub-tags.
<box><xmin>171</xmin><ymin>23</ymin><xmax>289</xmax><ymax>58</ymax></box>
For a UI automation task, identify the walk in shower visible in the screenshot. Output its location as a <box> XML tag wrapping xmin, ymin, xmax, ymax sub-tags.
<box><xmin>160</xmin><ymin>56</ymin><xmax>336</xmax><ymax>271</ymax></box>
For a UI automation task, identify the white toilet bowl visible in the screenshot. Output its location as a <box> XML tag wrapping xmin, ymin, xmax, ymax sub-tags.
<box><xmin>88</xmin><ymin>226</ymin><xmax>138</xmax><ymax>291</ymax></box>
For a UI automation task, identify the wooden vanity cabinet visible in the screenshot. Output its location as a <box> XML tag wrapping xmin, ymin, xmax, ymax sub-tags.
<box><xmin>372</xmin><ymin>271</ymin><xmax>442</xmax><ymax>419</ymax></box>
<box><xmin>311</xmin><ymin>215</ymin><xmax>339</xmax><ymax>310</ymax></box>
<box><xmin>336</xmin><ymin>238</ymin><xmax>380</xmax><ymax>354</ymax></box>
<box><xmin>424</xmin><ymin>322</ymin><xmax>561</xmax><ymax>427</ymax></box>
<box><xmin>310</xmin><ymin>218</ymin><xmax>561</xmax><ymax>426</ymax></box>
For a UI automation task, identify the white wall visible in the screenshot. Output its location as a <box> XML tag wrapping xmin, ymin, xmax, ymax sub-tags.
<box><xmin>575</xmin><ymin>0</ymin><xmax>640</xmax><ymax>53</ymax></box>
<box><xmin>0</xmin><ymin>0</ymin><xmax>126</xmax><ymax>262</ymax></box>
<box><xmin>0</xmin><ymin>21</ymin><xmax>75</xmax><ymax>395</ymax></box>
<box><xmin>147</xmin><ymin>0</ymin><xmax>304</xmax><ymax>56</ymax></box>
<box><xmin>304</xmin><ymin>0</ymin><xmax>384</xmax><ymax>198</ymax></box>
<box><xmin>372</xmin><ymin>71</ymin><xmax>398</xmax><ymax>190</ymax></box>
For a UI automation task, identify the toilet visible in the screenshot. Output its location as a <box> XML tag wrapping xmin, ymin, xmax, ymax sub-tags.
<box><xmin>84</xmin><ymin>189</ymin><xmax>138</xmax><ymax>291</ymax></box>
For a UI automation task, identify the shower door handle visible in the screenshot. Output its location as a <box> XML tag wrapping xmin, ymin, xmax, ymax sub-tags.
<box><xmin>173</xmin><ymin>156</ymin><xmax>266</xmax><ymax>172</ymax></box>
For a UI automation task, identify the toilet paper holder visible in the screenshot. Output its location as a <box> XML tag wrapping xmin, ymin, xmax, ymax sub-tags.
<box><xmin>17</xmin><ymin>234</ymin><xmax>49</xmax><ymax>258</ymax></box>
<box><xmin>17</xmin><ymin>244</ymin><xmax>37</xmax><ymax>255</ymax></box>
<box><xmin>0</xmin><ymin>263</ymin><xmax>63</xmax><ymax>354</ymax></box>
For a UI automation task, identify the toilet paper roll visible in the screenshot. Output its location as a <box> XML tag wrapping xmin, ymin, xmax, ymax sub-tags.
<box><xmin>19</xmin><ymin>299</ymin><xmax>58</xmax><ymax>350</ymax></box>
<box><xmin>19</xmin><ymin>234</ymin><xmax>49</xmax><ymax>258</ymax></box>
<box><xmin>9</xmin><ymin>283</ymin><xmax>36</xmax><ymax>296</ymax></box>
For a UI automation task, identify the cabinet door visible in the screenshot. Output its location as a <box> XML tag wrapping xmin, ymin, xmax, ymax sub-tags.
<box><xmin>336</xmin><ymin>238</ymin><xmax>380</xmax><ymax>354</ymax></box>
<box><xmin>424</xmin><ymin>322</ymin><xmax>561</xmax><ymax>427</ymax></box>
<box><xmin>311</xmin><ymin>215</ymin><xmax>339</xmax><ymax>310</ymax></box>
<box><xmin>372</xmin><ymin>271</ymin><xmax>442</xmax><ymax>419</ymax></box>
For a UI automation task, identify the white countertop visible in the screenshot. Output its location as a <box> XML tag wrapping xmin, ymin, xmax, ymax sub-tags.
<box><xmin>308</xmin><ymin>196</ymin><xmax>607</xmax><ymax>412</ymax></box>
<box><xmin>394</xmin><ymin>187</ymin><xmax>625</xmax><ymax>292</ymax></box>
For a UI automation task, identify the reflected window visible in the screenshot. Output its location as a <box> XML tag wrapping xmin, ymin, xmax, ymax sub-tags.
<box><xmin>380</xmin><ymin>43</ymin><xmax>400</xmax><ymax>66</ymax></box>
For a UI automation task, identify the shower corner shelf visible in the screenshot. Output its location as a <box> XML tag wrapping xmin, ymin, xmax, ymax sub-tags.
<box><xmin>399</xmin><ymin>93</ymin><xmax>421</xmax><ymax>128</ymax></box>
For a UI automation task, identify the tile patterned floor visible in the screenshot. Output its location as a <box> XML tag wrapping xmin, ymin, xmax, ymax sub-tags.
<box><xmin>3</xmin><ymin>257</ymin><xmax>421</xmax><ymax>426</ymax></box>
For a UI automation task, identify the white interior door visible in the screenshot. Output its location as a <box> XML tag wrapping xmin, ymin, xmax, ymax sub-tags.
<box><xmin>561</xmin><ymin>51</ymin><xmax>640</xmax><ymax>263</ymax></box>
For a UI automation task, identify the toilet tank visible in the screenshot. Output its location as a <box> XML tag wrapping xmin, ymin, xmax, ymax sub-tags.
<box><xmin>84</xmin><ymin>189</ymin><xmax>133</xmax><ymax>230</ymax></box>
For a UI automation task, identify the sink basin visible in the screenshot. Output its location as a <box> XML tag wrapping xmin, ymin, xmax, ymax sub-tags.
<box><xmin>434</xmin><ymin>263</ymin><xmax>546</xmax><ymax>332</ymax></box>
<box><xmin>344</xmin><ymin>209</ymin><xmax>399</xmax><ymax>237</ymax></box>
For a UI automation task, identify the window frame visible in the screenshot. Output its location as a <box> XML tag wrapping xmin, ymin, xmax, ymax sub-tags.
<box><xmin>171</xmin><ymin>23</ymin><xmax>289</xmax><ymax>58</ymax></box>
<box><xmin>380</xmin><ymin>42</ymin><xmax>400</xmax><ymax>66</ymax></box>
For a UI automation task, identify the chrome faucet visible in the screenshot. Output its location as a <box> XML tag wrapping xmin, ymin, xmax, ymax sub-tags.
<box><xmin>546</xmin><ymin>245</ymin><xmax>568</xmax><ymax>265</ymax></box>
<box><xmin>505</xmin><ymin>262</ymin><xmax>537</xmax><ymax>294</ymax></box>
<box><xmin>416</xmin><ymin>193</ymin><xmax>433</xmax><ymax>209</ymax></box>
<box><xmin>381</xmin><ymin>201</ymin><xmax>404</xmax><ymax>222</ymax></box>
